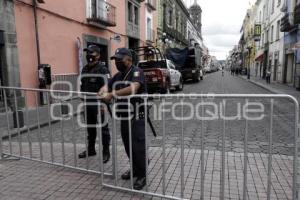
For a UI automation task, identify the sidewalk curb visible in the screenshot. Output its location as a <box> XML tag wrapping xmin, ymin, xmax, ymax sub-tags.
<box><xmin>238</xmin><ymin>76</ymin><xmax>283</xmax><ymax>94</ymax></box>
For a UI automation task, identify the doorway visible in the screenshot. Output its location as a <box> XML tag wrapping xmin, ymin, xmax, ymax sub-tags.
<box><xmin>128</xmin><ymin>37</ymin><xmax>139</xmax><ymax>65</ymax></box>
<box><xmin>284</xmin><ymin>53</ymin><xmax>294</xmax><ymax>84</ymax></box>
<box><xmin>274</xmin><ymin>59</ymin><xmax>278</xmax><ymax>81</ymax></box>
<box><xmin>0</xmin><ymin>45</ymin><xmax>5</xmax><ymax>105</ymax></box>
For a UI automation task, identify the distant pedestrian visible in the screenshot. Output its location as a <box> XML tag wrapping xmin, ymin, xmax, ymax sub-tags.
<box><xmin>266</xmin><ymin>69</ymin><xmax>271</xmax><ymax>84</ymax></box>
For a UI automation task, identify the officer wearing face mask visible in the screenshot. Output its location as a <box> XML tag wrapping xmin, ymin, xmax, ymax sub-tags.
<box><xmin>98</xmin><ymin>48</ymin><xmax>147</xmax><ymax>190</ymax></box>
<box><xmin>79</xmin><ymin>45</ymin><xmax>111</xmax><ymax>163</ymax></box>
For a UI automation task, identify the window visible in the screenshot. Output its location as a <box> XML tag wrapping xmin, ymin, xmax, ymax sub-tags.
<box><xmin>128</xmin><ymin>1</ymin><xmax>138</xmax><ymax>25</ymax></box>
<box><xmin>134</xmin><ymin>6</ymin><xmax>138</xmax><ymax>25</ymax></box>
<box><xmin>147</xmin><ymin>17</ymin><xmax>152</xmax><ymax>40</ymax></box>
<box><xmin>271</xmin><ymin>25</ymin><xmax>274</xmax><ymax>42</ymax></box>
<box><xmin>181</xmin><ymin>22</ymin><xmax>183</xmax><ymax>34</ymax></box>
<box><xmin>168</xmin><ymin>10</ymin><xmax>172</xmax><ymax>26</ymax></box>
<box><xmin>271</xmin><ymin>0</ymin><xmax>275</xmax><ymax>14</ymax></box>
<box><xmin>262</xmin><ymin>33</ymin><xmax>265</xmax><ymax>46</ymax></box>
<box><xmin>276</xmin><ymin>20</ymin><xmax>280</xmax><ymax>40</ymax></box>
<box><xmin>278</xmin><ymin>0</ymin><xmax>281</xmax><ymax>7</ymax></box>
<box><xmin>128</xmin><ymin>2</ymin><xmax>133</xmax><ymax>22</ymax></box>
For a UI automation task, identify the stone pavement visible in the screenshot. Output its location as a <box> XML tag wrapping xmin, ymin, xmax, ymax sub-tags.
<box><xmin>0</xmin><ymin>142</ymin><xmax>295</xmax><ymax>200</ymax></box>
<box><xmin>0</xmin><ymin>72</ymin><xmax>298</xmax><ymax>200</ymax></box>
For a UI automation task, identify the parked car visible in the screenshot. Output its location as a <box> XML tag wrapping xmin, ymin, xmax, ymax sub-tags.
<box><xmin>166</xmin><ymin>60</ymin><xmax>183</xmax><ymax>91</ymax></box>
<box><xmin>131</xmin><ymin>46</ymin><xmax>171</xmax><ymax>94</ymax></box>
<box><xmin>203</xmin><ymin>66</ymin><xmax>211</xmax><ymax>73</ymax></box>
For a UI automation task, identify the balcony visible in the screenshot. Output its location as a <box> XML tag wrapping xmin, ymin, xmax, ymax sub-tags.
<box><xmin>146</xmin><ymin>28</ymin><xmax>155</xmax><ymax>43</ymax></box>
<box><xmin>86</xmin><ymin>0</ymin><xmax>116</xmax><ymax>27</ymax></box>
<box><xmin>163</xmin><ymin>23</ymin><xmax>176</xmax><ymax>38</ymax></box>
<box><xmin>127</xmin><ymin>21</ymin><xmax>139</xmax><ymax>39</ymax></box>
<box><xmin>280</xmin><ymin>13</ymin><xmax>295</xmax><ymax>32</ymax></box>
<box><xmin>145</xmin><ymin>0</ymin><xmax>156</xmax><ymax>10</ymax></box>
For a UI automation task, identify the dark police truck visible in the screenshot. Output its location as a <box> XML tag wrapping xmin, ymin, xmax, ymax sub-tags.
<box><xmin>166</xmin><ymin>46</ymin><xmax>203</xmax><ymax>82</ymax></box>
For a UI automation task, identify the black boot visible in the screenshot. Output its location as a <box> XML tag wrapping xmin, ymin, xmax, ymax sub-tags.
<box><xmin>78</xmin><ymin>149</ymin><xmax>97</xmax><ymax>159</ymax></box>
<box><xmin>103</xmin><ymin>146</ymin><xmax>110</xmax><ymax>164</ymax></box>
<box><xmin>134</xmin><ymin>177</ymin><xmax>146</xmax><ymax>190</ymax></box>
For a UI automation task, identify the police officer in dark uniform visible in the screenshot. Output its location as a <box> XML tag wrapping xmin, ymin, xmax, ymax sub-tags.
<box><xmin>99</xmin><ymin>48</ymin><xmax>147</xmax><ymax>190</ymax></box>
<box><xmin>79</xmin><ymin>45</ymin><xmax>111</xmax><ymax>163</ymax></box>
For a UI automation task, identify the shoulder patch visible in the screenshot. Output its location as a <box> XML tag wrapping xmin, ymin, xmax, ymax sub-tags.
<box><xmin>134</xmin><ymin>71</ymin><xmax>140</xmax><ymax>77</ymax></box>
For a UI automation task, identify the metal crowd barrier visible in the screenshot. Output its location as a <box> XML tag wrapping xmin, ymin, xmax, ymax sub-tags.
<box><xmin>0</xmin><ymin>86</ymin><xmax>114</xmax><ymax>176</ymax></box>
<box><xmin>51</xmin><ymin>73</ymin><xmax>79</xmax><ymax>92</ymax></box>
<box><xmin>0</xmin><ymin>86</ymin><xmax>299</xmax><ymax>200</ymax></box>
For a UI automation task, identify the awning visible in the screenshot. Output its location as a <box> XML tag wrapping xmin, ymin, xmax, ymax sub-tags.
<box><xmin>255</xmin><ymin>52</ymin><xmax>264</xmax><ymax>62</ymax></box>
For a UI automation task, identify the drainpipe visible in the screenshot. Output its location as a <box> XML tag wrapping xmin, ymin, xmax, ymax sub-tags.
<box><xmin>33</xmin><ymin>0</ymin><xmax>41</xmax><ymax>65</ymax></box>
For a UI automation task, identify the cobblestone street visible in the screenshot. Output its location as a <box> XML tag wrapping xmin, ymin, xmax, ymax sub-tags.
<box><xmin>0</xmin><ymin>71</ymin><xmax>298</xmax><ymax>200</ymax></box>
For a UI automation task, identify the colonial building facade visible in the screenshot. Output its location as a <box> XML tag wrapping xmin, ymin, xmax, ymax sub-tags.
<box><xmin>157</xmin><ymin>0</ymin><xmax>189</xmax><ymax>51</ymax></box>
<box><xmin>0</xmin><ymin>0</ymin><xmax>157</xmax><ymax>91</ymax></box>
<box><xmin>239</xmin><ymin>0</ymin><xmax>285</xmax><ymax>83</ymax></box>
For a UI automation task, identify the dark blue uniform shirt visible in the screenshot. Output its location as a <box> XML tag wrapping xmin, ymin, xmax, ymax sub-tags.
<box><xmin>108</xmin><ymin>66</ymin><xmax>147</xmax><ymax>116</ymax></box>
<box><xmin>81</xmin><ymin>62</ymin><xmax>110</xmax><ymax>94</ymax></box>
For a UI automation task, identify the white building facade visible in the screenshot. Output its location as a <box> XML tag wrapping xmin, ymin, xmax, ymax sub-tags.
<box><xmin>267</xmin><ymin>0</ymin><xmax>285</xmax><ymax>82</ymax></box>
<box><xmin>251</xmin><ymin>0</ymin><xmax>284</xmax><ymax>81</ymax></box>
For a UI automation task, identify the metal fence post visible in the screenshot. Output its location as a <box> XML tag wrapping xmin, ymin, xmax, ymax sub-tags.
<box><xmin>14</xmin><ymin>90</ymin><xmax>23</xmax><ymax>157</ymax></box>
<box><xmin>34</xmin><ymin>92</ymin><xmax>43</xmax><ymax>161</ymax></box>
<box><xmin>98</xmin><ymin>103</ymin><xmax>104</xmax><ymax>185</ymax></box>
<box><xmin>200</xmin><ymin>97</ymin><xmax>205</xmax><ymax>200</ymax></box>
<box><xmin>292</xmin><ymin>97</ymin><xmax>299</xmax><ymax>200</ymax></box>
<box><xmin>180</xmin><ymin>99</ymin><xmax>185</xmax><ymax>199</ymax></box>
<box><xmin>267</xmin><ymin>99</ymin><xmax>274</xmax><ymax>200</ymax></box>
<box><xmin>162</xmin><ymin>98</ymin><xmax>167</xmax><ymax>195</ymax></box>
<box><xmin>3</xmin><ymin>89</ymin><xmax>12</xmax><ymax>155</ymax></box>
<box><xmin>144</xmin><ymin>97</ymin><xmax>149</xmax><ymax>192</ymax></box>
<box><xmin>243</xmin><ymin>99</ymin><xmax>249</xmax><ymax>200</ymax></box>
<box><xmin>220</xmin><ymin>100</ymin><xmax>226</xmax><ymax>200</ymax></box>
<box><xmin>111</xmin><ymin>99</ymin><xmax>118</xmax><ymax>186</ymax></box>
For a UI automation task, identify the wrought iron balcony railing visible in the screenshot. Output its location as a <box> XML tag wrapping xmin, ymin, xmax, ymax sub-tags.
<box><xmin>280</xmin><ymin>13</ymin><xmax>294</xmax><ymax>32</ymax></box>
<box><xmin>86</xmin><ymin>0</ymin><xmax>116</xmax><ymax>27</ymax></box>
<box><xmin>145</xmin><ymin>0</ymin><xmax>156</xmax><ymax>10</ymax></box>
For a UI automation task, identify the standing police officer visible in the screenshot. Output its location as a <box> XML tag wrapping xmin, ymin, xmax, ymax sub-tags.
<box><xmin>79</xmin><ymin>45</ymin><xmax>111</xmax><ymax>163</ymax></box>
<box><xmin>99</xmin><ymin>48</ymin><xmax>147</xmax><ymax>190</ymax></box>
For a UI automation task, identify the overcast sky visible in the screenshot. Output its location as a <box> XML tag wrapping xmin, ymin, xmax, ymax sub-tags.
<box><xmin>183</xmin><ymin>0</ymin><xmax>256</xmax><ymax>60</ymax></box>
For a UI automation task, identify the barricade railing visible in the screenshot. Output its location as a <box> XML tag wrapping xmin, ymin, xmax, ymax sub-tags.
<box><xmin>0</xmin><ymin>86</ymin><xmax>114</xmax><ymax>176</ymax></box>
<box><xmin>101</xmin><ymin>93</ymin><xmax>299</xmax><ymax>200</ymax></box>
<box><xmin>0</xmin><ymin>87</ymin><xmax>299</xmax><ymax>200</ymax></box>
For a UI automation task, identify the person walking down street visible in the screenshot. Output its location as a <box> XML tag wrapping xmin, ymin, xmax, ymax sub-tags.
<box><xmin>79</xmin><ymin>45</ymin><xmax>111</xmax><ymax>163</ymax></box>
<box><xmin>99</xmin><ymin>48</ymin><xmax>147</xmax><ymax>190</ymax></box>
<box><xmin>266</xmin><ymin>68</ymin><xmax>271</xmax><ymax>84</ymax></box>
<box><xmin>222</xmin><ymin>66</ymin><xmax>225</xmax><ymax>76</ymax></box>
